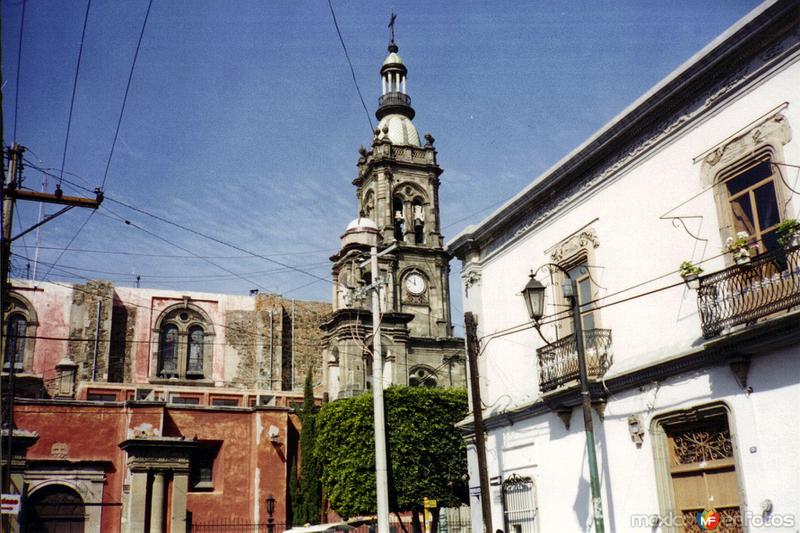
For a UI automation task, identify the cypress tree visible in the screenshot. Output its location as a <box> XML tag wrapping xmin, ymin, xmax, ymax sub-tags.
<box><xmin>298</xmin><ymin>371</ymin><xmax>322</xmax><ymax>523</ymax></box>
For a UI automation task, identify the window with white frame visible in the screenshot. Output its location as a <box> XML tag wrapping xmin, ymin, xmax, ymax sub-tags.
<box><xmin>719</xmin><ymin>152</ymin><xmax>784</xmax><ymax>254</ymax></box>
<box><xmin>502</xmin><ymin>474</ymin><xmax>538</xmax><ymax>533</ymax></box>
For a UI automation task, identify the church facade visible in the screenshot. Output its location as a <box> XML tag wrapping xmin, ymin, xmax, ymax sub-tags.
<box><xmin>2</xmin><ymin>280</ymin><xmax>329</xmax><ymax>532</ymax></box>
<box><xmin>322</xmin><ymin>37</ymin><xmax>465</xmax><ymax>399</ymax></box>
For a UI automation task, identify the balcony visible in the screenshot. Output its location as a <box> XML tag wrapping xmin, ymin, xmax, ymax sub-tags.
<box><xmin>697</xmin><ymin>244</ymin><xmax>800</xmax><ymax>338</ymax></box>
<box><xmin>376</xmin><ymin>92</ymin><xmax>415</xmax><ymax>121</ymax></box>
<box><xmin>537</xmin><ymin>328</ymin><xmax>613</xmax><ymax>393</ymax></box>
<box><xmin>378</xmin><ymin>92</ymin><xmax>411</xmax><ymax>107</ymax></box>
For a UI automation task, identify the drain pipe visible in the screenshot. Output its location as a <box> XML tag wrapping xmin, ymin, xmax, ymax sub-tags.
<box><xmin>269</xmin><ymin>309</ymin><xmax>274</xmax><ymax>389</ymax></box>
<box><xmin>291</xmin><ymin>299</ymin><xmax>295</xmax><ymax>390</ymax></box>
<box><xmin>92</xmin><ymin>300</ymin><xmax>101</xmax><ymax>381</ymax></box>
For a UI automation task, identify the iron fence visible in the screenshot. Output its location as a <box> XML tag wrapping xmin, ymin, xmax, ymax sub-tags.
<box><xmin>536</xmin><ymin>328</ymin><xmax>613</xmax><ymax>392</ymax></box>
<box><xmin>697</xmin><ymin>244</ymin><xmax>800</xmax><ymax>338</ymax></box>
<box><xmin>191</xmin><ymin>512</ymin><xmax>470</xmax><ymax>533</ymax></box>
<box><xmin>192</xmin><ymin>519</ymin><xmax>287</xmax><ymax>533</ymax></box>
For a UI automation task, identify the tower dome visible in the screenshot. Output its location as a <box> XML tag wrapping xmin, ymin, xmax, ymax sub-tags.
<box><xmin>376</xmin><ymin>40</ymin><xmax>416</xmax><ymax>125</ymax></box>
<box><xmin>340</xmin><ymin>216</ymin><xmax>380</xmax><ymax>248</ymax></box>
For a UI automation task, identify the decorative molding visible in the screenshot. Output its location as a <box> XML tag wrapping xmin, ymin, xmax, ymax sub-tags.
<box><xmin>700</xmin><ymin>112</ymin><xmax>791</xmax><ymax>185</ymax></box>
<box><xmin>475</xmin><ymin>25</ymin><xmax>799</xmax><ymax>258</ymax></box>
<box><xmin>550</xmin><ymin>228</ymin><xmax>600</xmax><ymax>263</ymax></box>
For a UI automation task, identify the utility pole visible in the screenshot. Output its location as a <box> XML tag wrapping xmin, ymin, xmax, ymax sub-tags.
<box><xmin>569</xmin><ymin>279</ymin><xmax>605</xmax><ymax>533</ymax></box>
<box><xmin>1</xmin><ymin>143</ymin><xmax>102</xmax><ymax>513</ymax></box>
<box><xmin>359</xmin><ymin>243</ymin><xmax>396</xmax><ymax>533</ymax></box>
<box><xmin>464</xmin><ymin>312</ymin><xmax>492</xmax><ymax>533</ymax></box>
<box><xmin>350</xmin><ymin>243</ymin><xmax>396</xmax><ymax>533</ymax></box>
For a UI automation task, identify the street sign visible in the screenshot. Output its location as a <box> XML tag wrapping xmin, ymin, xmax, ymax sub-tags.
<box><xmin>1</xmin><ymin>494</ymin><xmax>21</xmax><ymax>515</ymax></box>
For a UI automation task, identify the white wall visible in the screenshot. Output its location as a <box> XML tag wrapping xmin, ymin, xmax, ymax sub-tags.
<box><xmin>460</xmin><ymin>26</ymin><xmax>800</xmax><ymax>533</ymax></box>
<box><xmin>470</xmin><ymin>346</ymin><xmax>800</xmax><ymax>532</ymax></box>
<box><xmin>464</xmin><ymin>58</ymin><xmax>800</xmax><ymax>415</ymax></box>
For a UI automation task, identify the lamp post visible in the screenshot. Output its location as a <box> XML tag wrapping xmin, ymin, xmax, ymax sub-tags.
<box><xmin>266</xmin><ymin>495</ymin><xmax>275</xmax><ymax>533</ymax></box>
<box><xmin>521</xmin><ymin>269</ymin><xmax>605</xmax><ymax>533</ymax></box>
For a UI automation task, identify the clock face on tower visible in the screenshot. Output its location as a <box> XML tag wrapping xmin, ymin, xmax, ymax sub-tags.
<box><xmin>405</xmin><ymin>273</ymin><xmax>426</xmax><ymax>295</ymax></box>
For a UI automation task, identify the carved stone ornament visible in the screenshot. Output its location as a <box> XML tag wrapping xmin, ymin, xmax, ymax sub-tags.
<box><xmin>550</xmin><ymin>228</ymin><xmax>600</xmax><ymax>263</ymax></box>
<box><xmin>462</xmin><ymin>269</ymin><xmax>481</xmax><ymax>298</ymax></box>
<box><xmin>128</xmin><ymin>422</ymin><xmax>160</xmax><ymax>439</ymax></box>
<box><xmin>405</xmin><ymin>293</ymin><xmax>428</xmax><ymax>305</ymax></box>
<box><xmin>700</xmin><ymin>113</ymin><xmax>791</xmax><ymax>183</ymax></box>
<box><xmin>50</xmin><ymin>442</ymin><xmax>69</xmax><ymax>459</ymax></box>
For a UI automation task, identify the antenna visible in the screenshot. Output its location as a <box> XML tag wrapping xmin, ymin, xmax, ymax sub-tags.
<box><xmin>32</xmin><ymin>172</ymin><xmax>49</xmax><ymax>280</ymax></box>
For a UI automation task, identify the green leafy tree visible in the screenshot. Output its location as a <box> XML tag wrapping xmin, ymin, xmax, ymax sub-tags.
<box><xmin>315</xmin><ymin>387</ymin><xmax>468</xmax><ymax>519</ymax></box>
<box><xmin>289</xmin><ymin>460</ymin><xmax>301</xmax><ymax>525</ymax></box>
<box><xmin>296</xmin><ymin>371</ymin><xmax>322</xmax><ymax>524</ymax></box>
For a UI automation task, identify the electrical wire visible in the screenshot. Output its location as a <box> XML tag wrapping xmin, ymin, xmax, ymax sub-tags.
<box><xmin>58</xmin><ymin>0</ymin><xmax>93</xmax><ymax>187</ymax></box>
<box><xmin>12</xmin><ymin>0</ymin><xmax>27</xmax><ymax>143</ymax></box>
<box><xmin>10</xmin><ymin>274</ymin><xmax>328</xmax><ymax>351</ymax></box>
<box><xmin>41</xmin><ymin>210</ymin><xmax>97</xmax><ymax>282</ymax></box>
<box><xmin>13</xmin><ymin>252</ymin><xmax>330</xmax><ymax>282</ymax></box>
<box><xmin>100</xmin><ymin>0</ymin><xmax>153</xmax><ymax>189</ymax></box>
<box><xmin>97</xmin><ymin>205</ymin><xmax>280</xmax><ymax>294</ymax></box>
<box><xmin>46</xmin><ymin>167</ymin><xmax>331</xmax><ymax>285</ymax></box>
<box><xmin>12</xmin><ymin>333</ymin><xmax>322</xmax><ymax>351</ymax></box>
<box><xmin>327</xmin><ymin>0</ymin><xmax>374</xmax><ymax>133</ymax></box>
<box><xmin>13</xmin><ymin>243</ymin><xmax>334</xmax><ymax>260</ymax></box>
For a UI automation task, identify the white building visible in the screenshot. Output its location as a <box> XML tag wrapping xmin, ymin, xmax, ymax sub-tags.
<box><xmin>448</xmin><ymin>2</ymin><xmax>800</xmax><ymax>532</ymax></box>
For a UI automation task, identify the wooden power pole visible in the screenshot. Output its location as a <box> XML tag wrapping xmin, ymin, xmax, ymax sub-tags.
<box><xmin>1</xmin><ymin>143</ymin><xmax>102</xmax><ymax>510</ymax></box>
<box><xmin>464</xmin><ymin>312</ymin><xmax>492</xmax><ymax>533</ymax></box>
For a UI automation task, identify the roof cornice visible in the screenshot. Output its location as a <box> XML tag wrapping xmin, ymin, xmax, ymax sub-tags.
<box><xmin>449</xmin><ymin>0</ymin><xmax>799</xmax><ymax>259</ymax></box>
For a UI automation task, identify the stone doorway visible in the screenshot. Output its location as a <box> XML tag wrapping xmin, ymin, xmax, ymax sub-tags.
<box><xmin>23</xmin><ymin>484</ymin><xmax>86</xmax><ymax>533</ymax></box>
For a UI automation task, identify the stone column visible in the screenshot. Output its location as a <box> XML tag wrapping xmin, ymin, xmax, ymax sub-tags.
<box><xmin>120</xmin><ymin>438</ymin><xmax>197</xmax><ymax>533</ymax></box>
<box><xmin>150</xmin><ymin>472</ymin><xmax>165</xmax><ymax>533</ymax></box>
<box><xmin>170</xmin><ymin>472</ymin><xmax>190</xmax><ymax>533</ymax></box>
<box><xmin>126</xmin><ymin>471</ymin><xmax>149</xmax><ymax>533</ymax></box>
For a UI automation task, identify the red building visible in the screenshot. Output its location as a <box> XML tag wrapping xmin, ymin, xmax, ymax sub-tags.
<box><xmin>2</xmin><ymin>279</ymin><xmax>329</xmax><ymax>532</ymax></box>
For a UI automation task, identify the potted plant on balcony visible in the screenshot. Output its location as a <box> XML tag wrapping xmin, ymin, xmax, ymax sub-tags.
<box><xmin>725</xmin><ymin>231</ymin><xmax>753</xmax><ymax>265</ymax></box>
<box><xmin>776</xmin><ymin>219</ymin><xmax>800</xmax><ymax>249</ymax></box>
<box><xmin>679</xmin><ymin>261</ymin><xmax>703</xmax><ymax>289</ymax></box>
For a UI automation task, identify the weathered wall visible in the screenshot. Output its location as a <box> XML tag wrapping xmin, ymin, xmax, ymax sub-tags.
<box><xmin>66</xmin><ymin>281</ymin><xmax>115</xmax><ymax>383</ymax></box>
<box><xmin>8</xmin><ymin>280</ymin><xmax>331</xmax><ymax>394</ymax></box>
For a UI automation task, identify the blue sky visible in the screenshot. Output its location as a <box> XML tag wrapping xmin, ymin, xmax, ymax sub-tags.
<box><xmin>3</xmin><ymin>1</ymin><xmax>762</xmax><ymax>326</ymax></box>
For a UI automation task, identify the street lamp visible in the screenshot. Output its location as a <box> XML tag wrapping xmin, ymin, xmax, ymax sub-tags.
<box><xmin>521</xmin><ymin>274</ymin><xmax>546</xmax><ymax>321</ymax></box>
<box><xmin>521</xmin><ymin>266</ymin><xmax>605</xmax><ymax>533</ymax></box>
<box><xmin>266</xmin><ymin>495</ymin><xmax>275</xmax><ymax>533</ymax></box>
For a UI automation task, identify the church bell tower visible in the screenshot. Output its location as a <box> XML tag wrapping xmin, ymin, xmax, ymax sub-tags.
<box><xmin>322</xmin><ymin>28</ymin><xmax>465</xmax><ymax>399</ymax></box>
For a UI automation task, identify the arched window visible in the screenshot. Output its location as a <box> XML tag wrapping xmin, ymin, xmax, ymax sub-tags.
<box><xmin>187</xmin><ymin>326</ymin><xmax>205</xmax><ymax>376</ymax></box>
<box><xmin>4</xmin><ymin>313</ymin><xmax>27</xmax><ymax>369</ymax></box>
<box><xmin>2</xmin><ymin>293</ymin><xmax>37</xmax><ymax>372</ymax></box>
<box><xmin>412</xmin><ymin>198</ymin><xmax>425</xmax><ymax>244</ymax></box>
<box><xmin>409</xmin><ymin>365</ymin><xmax>438</xmax><ymax>388</ymax></box>
<box><xmin>153</xmin><ymin>305</ymin><xmax>213</xmax><ymax>381</ymax></box>
<box><xmin>393</xmin><ymin>196</ymin><xmax>405</xmax><ymax>241</ymax></box>
<box><xmin>158</xmin><ymin>324</ymin><xmax>179</xmax><ymax>378</ymax></box>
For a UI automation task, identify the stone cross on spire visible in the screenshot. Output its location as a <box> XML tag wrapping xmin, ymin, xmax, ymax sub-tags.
<box><xmin>388</xmin><ymin>12</ymin><xmax>397</xmax><ymax>46</ymax></box>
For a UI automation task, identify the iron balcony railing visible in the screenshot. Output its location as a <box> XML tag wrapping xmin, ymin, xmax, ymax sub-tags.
<box><xmin>537</xmin><ymin>328</ymin><xmax>613</xmax><ymax>393</ymax></box>
<box><xmin>378</xmin><ymin>92</ymin><xmax>412</xmax><ymax>107</ymax></box>
<box><xmin>697</xmin><ymin>244</ymin><xmax>800</xmax><ymax>338</ymax></box>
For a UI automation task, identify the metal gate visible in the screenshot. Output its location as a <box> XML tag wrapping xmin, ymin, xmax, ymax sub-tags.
<box><xmin>502</xmin><ymin>474</ymin><xmax>538</xmax><ymax>533</ymax></box>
